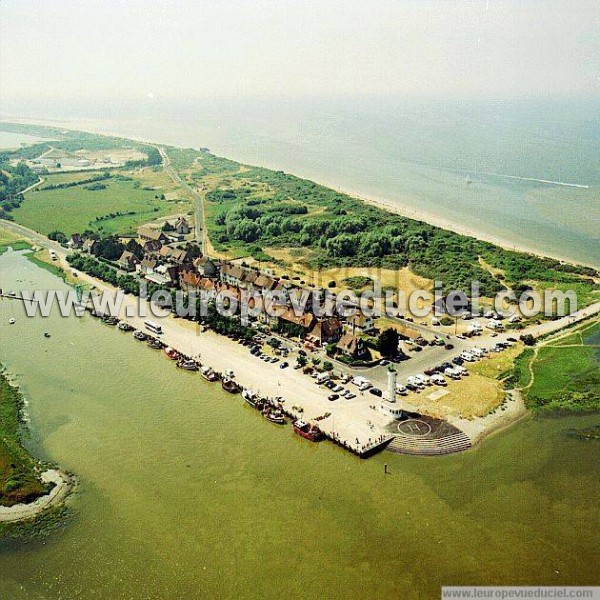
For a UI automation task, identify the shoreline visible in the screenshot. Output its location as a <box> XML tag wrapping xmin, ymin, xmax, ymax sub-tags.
<box><xmin>1</xmin><ymin>116</ymin><xmax>597</xmax><ymax>270</ymax></box>
<box><xmin>0</xmin><ymin>469</ymin><xmax>74</xmax><ymax>523</ymax></box>
<box><xmin>0</xmin><ymin>367</ymin><xmax>74</xmax><ymax>525</ymax></box>
<box><xmin>0</xmin><ymin>222</ymin><xmax>566</xmax><ymax>456</ymax></box>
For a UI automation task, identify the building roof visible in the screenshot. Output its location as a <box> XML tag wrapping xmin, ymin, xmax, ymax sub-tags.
<box><xmin>336</xmin><ymin>333</ymin><xmax>363</xmax><ymax>355</ymax></box>
<box><xmin>254</xmin><ymin>274</ymin><xmax>276</xmax><ymax>290</ymax></box>
<box><xmin>309</xmin><ymin>317</ymin><xmax>343</xmax><ymax>341</ymax></box>
<box><xmin>137</xmin><ymin>226</ymin><xmax>166</xmax><ymax>241</ymax></box>
<box><xmin>221</xmin><ymin>263</ymin><xmax>245</xmax><ymax>281</ymax></box>
<box><xmin>141</xmin><ymin>257</ymin><xmax>158</xmax><ymax>270</ymax></box>
<box><xmin>118</xmin><ymin>250</ymin><xmax>139</xmax><ymax>264</ymax></box>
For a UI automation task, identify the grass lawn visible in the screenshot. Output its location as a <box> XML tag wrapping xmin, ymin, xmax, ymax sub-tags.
<box><xmin>14</xmin><ymin>171</ymin><xmax>188</xmax><ymax>236</ymax></box>
<box><xmin>515</xmin><ymin>320</ymin><xmax>600</xmax><ymax>413</ymax></box>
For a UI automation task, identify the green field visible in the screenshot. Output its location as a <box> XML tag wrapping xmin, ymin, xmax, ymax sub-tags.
<box><xmin>13</xmin><ymin>173</ymin><xmax>177</xmax><ymax>236</ymax></box>
<box><xmin>520</xmin><ymin>320</ymin><xmax>600</xmax><ymax>413</ymax></box>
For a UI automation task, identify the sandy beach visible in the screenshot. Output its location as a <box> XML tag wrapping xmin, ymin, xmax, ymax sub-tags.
<box><xmin>2</xmin><ymin>116</ymin><xmax>597</xmax><ymax>270</ymax></box>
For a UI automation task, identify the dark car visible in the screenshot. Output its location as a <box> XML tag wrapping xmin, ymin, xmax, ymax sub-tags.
<box><xmin>452</xmin><ymin>357</ymin><xmax>464</xmax><ymax>365</ymax></box>
<box><xmin>444</xmin><ymin>344</ymin><xmax>454</xmax><ymax>350</ymax></box>
<box><xmin>507</xmin><ymin>337</ymin><xmax>518</xmax><ymax>342</ymax></box>
<box><xmin>369</xmin><ymin>387</ymin><xmax>383</xmax><ymax>397</ymax></box>
<box><xmin>424</xmin><ymin>369</ymin><xmax>436</xmax><ymax>376</ymax></box>
<box><xmin>280</xmin><ymin>361</ymin><xmax>289</xmax><ymax>369</ymax></box>
<box><xmin>298</xmin><ymin>349</ymin><xmax>307</xmax><ymax>357</ymax></box>
<box><xmin>328</xmin><ymin>393</ymin><xmax>340</xmax><ymax>401</ymax></box>
<box><xmin>440</xmin><ymin>362</ymin><xmax>452</xmax><ymax>370</ymax></box>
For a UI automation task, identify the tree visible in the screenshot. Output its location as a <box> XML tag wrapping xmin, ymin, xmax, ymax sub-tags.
<box><xmin>520</xmin><ymin>334</ymin><xmax>535</xmax><ymax>346</ymax></box>
<box><xmin>125</xmin><ymin>239</ymin><xmax>144</xmax><ymax>260</ymax></box>
<box><xmin>48</xmin><ymin>230</ymin><xmax>67</xmax><ymax>243</ymax></box>
<box><xmin>377</xmin><ymin>328</ymin><xmax>400</xmax><ymax>357</ymax></box>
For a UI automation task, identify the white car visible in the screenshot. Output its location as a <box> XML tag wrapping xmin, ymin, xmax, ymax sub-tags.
<box><xmin>414</xmin><ymin>374</ymin><xmax>432</xmax><ymax>386</ymax></box>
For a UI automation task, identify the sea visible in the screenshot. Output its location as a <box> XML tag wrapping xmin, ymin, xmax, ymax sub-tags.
<box><xmin>0</xmin><ymin>249</ymin><xmax>598</xmax><ymax>599</ymax></box>
<box><xmin>2</xmin><ymin>95</ymin><xmax>599</xmax><ymax>266</ymax></box>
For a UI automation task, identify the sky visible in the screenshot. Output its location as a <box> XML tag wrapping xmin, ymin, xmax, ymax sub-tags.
<box><xmin>1</xmin><ymin>0</ymin><xmax>599</xmax><ymax>102</ymax></box>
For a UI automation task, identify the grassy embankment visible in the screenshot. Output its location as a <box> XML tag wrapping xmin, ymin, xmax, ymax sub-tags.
<box><xmin>0</xmin><ymin>371</ymin><xmax>48</xmax><ymax>506</ymax></box>
<box><xmin>506</xmin><ymin>319</ymin><xmax>600</xmax><ymax>414</ymax></box>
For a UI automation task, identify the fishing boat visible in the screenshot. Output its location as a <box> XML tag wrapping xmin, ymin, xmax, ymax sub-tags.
<box><xmin>263</xmin><ymin>409</ymin><xmax>286</xmax><ymax>425</ymax></box>
<box><xmin>102</xmin><ymin>316</ymin><xmax>119</xmax><ymax>326</ymax></box>
<box><xmin>133</xmin><ymin>330</ymin><xmax>147</xmax><ymax>341</ymax></box>
<box><xmin>242</xmin><ymin>388</ymin><xmax>258</xmax><ymax>407</ymax></box>
<box><xmin>164</xmin><ymin>347</ymin><xmax>180</xmax><ymax>360</ymax></box>
<box><xmin>177</xmin><ymin>358</ymin><xmax>199</xmax><ymax>371</ymax></box>
<box><xmin>221</xmin><ymin>377</ymin><xmax>242</xmax><ymax>394</ymax></box>
<box><xmin>292</xmin><ymin>419</ymin><xmax>324</xmax><ymax>441</ymax></box>
<box><xmin>90</xmin><ymin>310</ymin><xmax>105</xmax><ymax>319</ymax></box>
<box><xmin>118</xmin><ymin>322</ymin><xmax>135</xmax><ymax>332</ymax></box>
<box><xmin>200</xmin><ymin>366</ymin><xmax>219</xmax><ymax>382</ymax></box>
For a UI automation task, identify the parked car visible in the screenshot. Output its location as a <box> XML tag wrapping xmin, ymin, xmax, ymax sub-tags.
<box><xmin>444</xmin><ymin>344</ymin><xmax>454</xmax><ymax>350</ymax></box>
<box><xmin>280</xmin><ymin>361</ymin><xmax>289</xmax><ymax>369</ymax></box>
<box><xmin>452</xmin><ymin>357</ymin><xmax>464</xmax><ymax>365</ymax></box>
<box><xmin>328</xmin><ymin>394</ymin><xmax>340</xmax><ymax>401</ymax></box>
<box><xmin>369</xmin><ymin>387</ymin><xmax>383</xmax><ymax>397</ymax></box>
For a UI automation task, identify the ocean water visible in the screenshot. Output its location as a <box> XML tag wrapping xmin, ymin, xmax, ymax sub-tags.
<box><xmin>1</xmin><ymin>96</ymin><xmax>599</xmax><ymax>266</ymax></box>
<box><xmin>0</xmin><ymin>249</ymin><xmax>599</xmax><ymax>599</ymax></box>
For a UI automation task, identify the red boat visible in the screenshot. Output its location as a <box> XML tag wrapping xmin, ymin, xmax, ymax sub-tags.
<box><xmin>292</xmin><ymin>420</ymin><xmax>324</xmax><ymax>441</ymax></box>
<box><xmin>164</xmin><ymin>347</ymin><xmax>180</xmax><ymax>360</ymax></box>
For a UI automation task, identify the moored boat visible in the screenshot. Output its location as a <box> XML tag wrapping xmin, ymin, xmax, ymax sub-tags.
<box><xmin>242</xmin><ymin>388</ymin><xmax>258</xmax><ymax>407</ymax></box>
<box><xmin>102</xmin><ymin>316</ymin><xmax>119</xmax><ymax>326</ymax></box>
<box><xmin>133</xmin><ymin>330</ymin><xmax>147</xmax><ymax>341</ymax></box>
<box><xmin>263</xmin><ymin>409</ymin><xmax>286</xmax><ymax>425</ymax></box>
<box><xmin>177</xmin><ymin>358</ymin><xmax>199</xmax><ymax>371</ymax></box>
<box><xmin>147</xmin><ymin>337</ymin><xmax>164</xmax><ymax>349</ymax></box>
<box><xmin>292</xmin><ymin>419</ymin><xmax>324</xmax><ymax>441</ymax></box>
<box><xmin>118</xmin><ymin>322</ymin><xmax>135</xmax><ymax>332</ymax></box>
<box><xmin>164</xmin><ymin>347</ymin><xmax>180</xmax><ymax>360</ymax></box>
<box><xmin>221</xmin><ymin>377</ymin><xmax>242</xmax><ymax>394</ymax></box>
<box><xmin>200</xmin><ymin>366</ymin><xmax>219</xmax><ymax>382</ymax></box>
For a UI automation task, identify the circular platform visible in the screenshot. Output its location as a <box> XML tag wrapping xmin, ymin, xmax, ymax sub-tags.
<box><xmin>396</xmin><ymin>419</ymin><xmax>432</xmax><ymax>436</ymax></box>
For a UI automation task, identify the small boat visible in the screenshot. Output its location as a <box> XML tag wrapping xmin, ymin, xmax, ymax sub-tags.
<box><xmin>201</xmin><ymin>366</ymin><xmax>219</xmax><ymax>382</ymax></box>
<box><xmin>102</xmin><ymin>316</ymin><xmax>119</xmax><ymax>326</ymax></box>
<box><xmin>292</xmin><ymin>419</ymin><xmax>324</xmax><ymax>441</ymax></box>
<box><xmin>164</xmin><ymin>347</ymin><xmax>180</xmax><ymax>360</ymax></box>
<box><xmin>177</xmin><ymin>358</ymin><xmax>199</xmax><ymax>371</ymax></box>
<box><xmin>242</xmin><ymin>388</ymin><xmax>258</xmax><ymax>407</ymax></box>
<box><xmin>90</xmin><ymin>310</ymin><xmax>105</xmax><ymax>319</ymax></box>
<box><xmin>221</xmin><ymin>377</ymin><xmax>242</xmax><ymax>394</ymax></box>
<box><xmin>44</xmin><ymin>332</ymin><xmax>51</xmax><ymax>338</ymax></box>
<box><xmin>9</xmin><ymin>318</ymin><xmax>16</xmax><ymax>325</ymax></box>
<box><xmin>147</xmin><ymin>337</ymin><xmax>164</xmax><ymax>350</ymax></box>
<box><xmin>118</xmin><ymin>322</ymin><xmax>135</xmax><ymax>332</ymax></box>
<box><xmin>263</xmin><ymin>410</ymin><xmax>286</xmax><ymax>425</ymax></box>
<box><xmin>133</xmin><ymin>331</ymin><xmax>147</xmax><ymax>341</ymax></box>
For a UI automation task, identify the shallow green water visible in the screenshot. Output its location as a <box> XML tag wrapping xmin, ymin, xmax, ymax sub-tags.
<box><xmin>0</xmin><ymin>249</ymin><xmax>598</xmax><ymax>599</ymax></box>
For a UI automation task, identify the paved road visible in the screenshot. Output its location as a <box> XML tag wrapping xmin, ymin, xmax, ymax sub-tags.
<box><xmin>157</xmin><ymin>146</ymin><xmax>205</xmax><ymax>254</ymax></box>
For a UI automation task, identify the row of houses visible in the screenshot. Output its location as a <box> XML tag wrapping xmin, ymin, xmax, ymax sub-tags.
<box><xmin>71</xmin><ymin>222</ymin><xmax>378</xmax><ymax>358</ymax></box>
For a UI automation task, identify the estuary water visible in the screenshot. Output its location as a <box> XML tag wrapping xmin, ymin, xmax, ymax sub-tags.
<box><xmin>2</xmin><ymin>96</ymin><xmax>599</xmax><ymax>266</ymax></box>
<box><xmin>0</xmin><ymin>249</ymin><xmax>598</xmax><ymax>599</ymax></box>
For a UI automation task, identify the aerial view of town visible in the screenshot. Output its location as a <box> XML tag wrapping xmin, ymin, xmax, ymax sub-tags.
<box><xmin>0</xmin><ymin>1</ymin><xmax>598</xmax><ymax>599</ymax></box>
